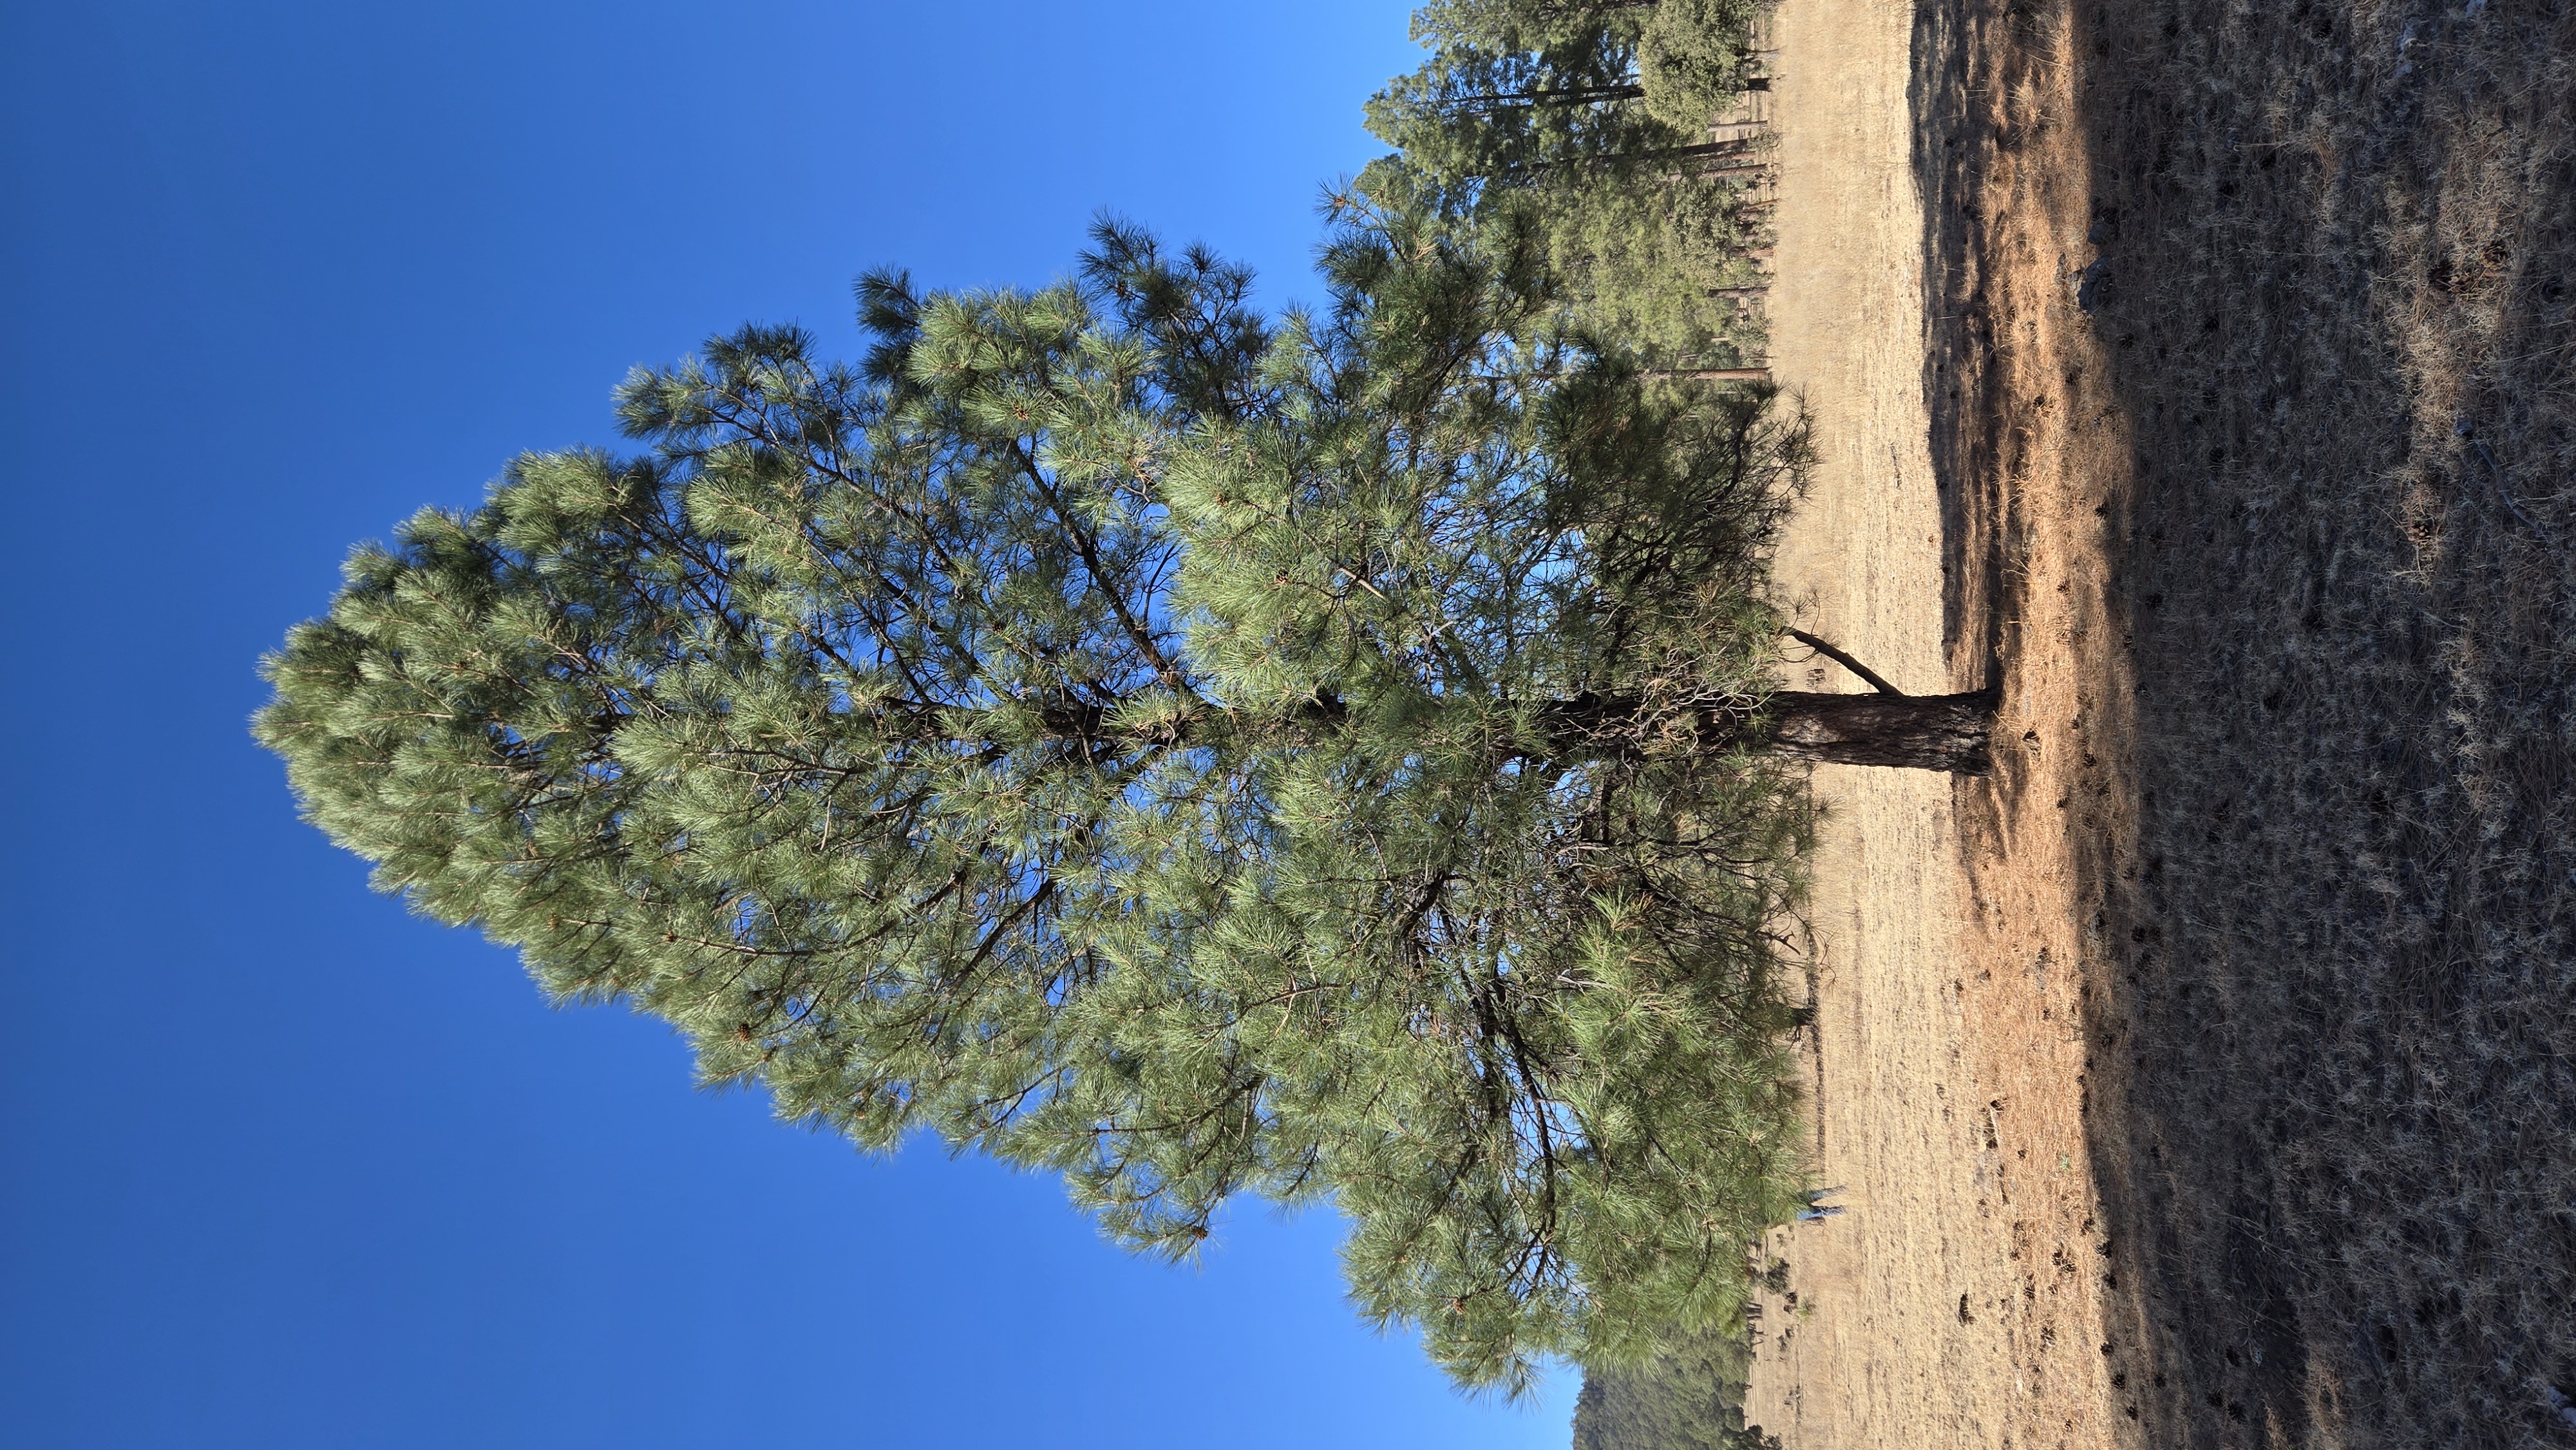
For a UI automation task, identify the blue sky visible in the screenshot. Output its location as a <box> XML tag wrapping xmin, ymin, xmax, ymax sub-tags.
<box><xmin>0</xmin><ymin>3</ymin><xmax>1577</xmax><ymax>1444</ymax></box>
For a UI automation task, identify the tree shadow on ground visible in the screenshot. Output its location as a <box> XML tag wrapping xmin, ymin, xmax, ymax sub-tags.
<box><xmin>1916</xmin><ymin>1</ymin><xmax>2576</xmax><ymax>1445</ymax></box>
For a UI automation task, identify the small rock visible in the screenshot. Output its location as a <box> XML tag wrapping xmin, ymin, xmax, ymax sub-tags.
<box><xmin>2076</xmin><ymin>259</ymin><xmax>2112</xmax><ymax>313</ymax></box>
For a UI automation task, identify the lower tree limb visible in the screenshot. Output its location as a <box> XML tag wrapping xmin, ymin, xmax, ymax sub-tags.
<box><xmin>1780</xmin><ymin>628</ymin><xmax>1906</xmax><ymax>698</ymax></box>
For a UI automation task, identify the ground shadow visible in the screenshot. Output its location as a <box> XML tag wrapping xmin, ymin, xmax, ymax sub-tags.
<box><xmin>1917</xmin><ymin>1</ymin><xmax>2576</xmax><ymax>1446</ymax></box>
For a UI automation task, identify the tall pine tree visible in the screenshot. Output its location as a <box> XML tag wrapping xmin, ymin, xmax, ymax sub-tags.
<box><xmin>258</xmin><ymin>205</ymin><xmax>1986</xmax><ymax>1390</ymax></box>
<box><xmin>1361</xmin><ymin>0</ymin><xmax>1772</xmax><ymax>367</ymax></box>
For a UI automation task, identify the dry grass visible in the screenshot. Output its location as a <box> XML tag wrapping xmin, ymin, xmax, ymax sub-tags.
<box><xmin>1737</xmin><ymin>0</ymin><xmax>2129</xmax><ymax>1441</ymax></box>
<box><xmin>1923</xmin><ymin>0</ymin><xmax>2576</xmax><ymax>1444</ymax></box>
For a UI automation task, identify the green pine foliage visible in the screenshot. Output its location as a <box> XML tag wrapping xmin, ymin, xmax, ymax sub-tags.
<box><xmin>1572</xmin><ymin>1320</ymin><xmax>1782</xmax><ymax>1450</ymax></box>
<box><xmin>1361</xmin><ymin>0</ymin><xmax>1769</xmax><ymax>368</ymax></box>
<box><xmin>256</xmin><ymin>204</ymin><xmax>1814</xmax><ymax>1392</ymax></box>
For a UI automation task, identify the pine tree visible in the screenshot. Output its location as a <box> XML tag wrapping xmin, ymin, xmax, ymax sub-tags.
<box><xmin>1571</xmin><ymin>1312</ymin><xmax>1781</xmax><ymax>1449</ymax></box>
<box><xmin>1361</xmin><ymin>0</ymin><xmax>1771</xmax><ymax>366</ymax></box>
<box><xmin>256</xmin><ymin>206</ymin><xmax>1984</xmax><ymax>1391</ymax></box>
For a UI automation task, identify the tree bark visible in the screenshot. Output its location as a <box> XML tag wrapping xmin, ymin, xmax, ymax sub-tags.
<box><xmin>1533</xmin><ymin>685</ymin><xmax>1998</xmax><ymax>773</ymax></box>
<box><xmin>1445</xmin><ymin>84</ymin><xmax>1647</xmax><ymax>109</ymax></box>
<box><xmin>1760</xmin><ymin>689</ymin><xmax>1999</xmax><ymax>774</ymax></box>
<box><xmin>860</xmin><ymin>684</ymin><xmax>2000</xmax><ymax>775</ymax></box>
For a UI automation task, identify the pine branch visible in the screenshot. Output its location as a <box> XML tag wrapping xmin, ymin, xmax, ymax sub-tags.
<box><xmin>1781</xmin><ymin>628</ymin><xmax>1904</xmax><ymax>696</ymax></box>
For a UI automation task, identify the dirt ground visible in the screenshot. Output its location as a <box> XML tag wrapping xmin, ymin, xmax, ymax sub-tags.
<box><xmin>1745</xmin><ymin>0</ymin><xmax>2576</xmax><ymax>1447</ymax></box>
<box><xmin>1743</xmin><ymin>0</ymin><xmax>2123</xmax><ymax>1445</ymax></box>
<box><xmin>2041</xmin><ymin>1</ymin><xmax>2576</xmax><ymax>1445</ymax></box>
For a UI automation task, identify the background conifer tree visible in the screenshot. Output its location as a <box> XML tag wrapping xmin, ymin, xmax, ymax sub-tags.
<box><xmin>1571</xmin><ymin>1318</ymin><xmax>1782</xmax><ymax>1449</ymax></box>
<box><xmin>258</xmin><ymin>204</ymin><xmax>1980</xmax><ymax>1390</ymax></box>
<box><xmin>1361</xmin><ymin>0</ymin><xmax>1770</xmax><ymax>367</ymax></box>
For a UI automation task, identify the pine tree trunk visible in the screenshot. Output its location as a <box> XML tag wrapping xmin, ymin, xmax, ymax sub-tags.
<box><xmin>913</xmin><ymin>686</ymin><xmax>2002</xmax><ymax>774</ymax></box>
<box><xmin>1760</xmin><ymin>689</ymin><xmax>1999</xmax><ymax>774</ymax></box>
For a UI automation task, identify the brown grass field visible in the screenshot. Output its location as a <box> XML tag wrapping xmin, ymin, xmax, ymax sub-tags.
<box><xmin>1923</xmin><ymin>0</ymin><xmax>2576</xmax><ymax>1444</ymax></box>
<box><xmin>1741</xmin><ymin>0</ymin><xmax>2572</xmax><ymax>1446</ymax></box>
<box><xmin>1747</xmin><ymin>0</ymin><xmax>2126</xmax><ymax>1441</ymax></box>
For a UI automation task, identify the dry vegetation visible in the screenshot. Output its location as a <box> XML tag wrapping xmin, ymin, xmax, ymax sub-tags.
<box><xmin>1923</xmin><ymin>0</ymin><xmax>2576</xmax><ymax>1444</ymax></box>
<box><xmin>1740</xmin><ymin>0</ymin><xmax>2128</xmax><ymax>1439</ymax></box>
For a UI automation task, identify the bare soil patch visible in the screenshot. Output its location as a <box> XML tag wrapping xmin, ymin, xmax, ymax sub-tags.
<box><xmin>1910</xmin><ymin>0</ymin><xmax>2576</xmax><ymax>1444</ymax></box>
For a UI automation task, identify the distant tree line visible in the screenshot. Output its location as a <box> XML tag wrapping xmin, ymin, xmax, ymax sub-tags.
<box><xmin>1574</xmin><ymin>1320</ymin><xmax>1783</xmax><ymax>1450</ymax></box>
<box><xmin>1363</xmin><ymin>0</ymin><xmax>1771</xmax><ymax>368</ymax></box>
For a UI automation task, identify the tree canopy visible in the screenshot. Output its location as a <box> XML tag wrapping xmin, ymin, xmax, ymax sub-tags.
<box><xmin>257</xmin><ymin>205</ymin><xmax>1830</xmax><ymax>1389</ymax></box>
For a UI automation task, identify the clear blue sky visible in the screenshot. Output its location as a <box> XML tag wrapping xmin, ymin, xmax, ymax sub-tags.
<box><xmin>0</xmin><ymin>3</ymin><xmax>1578</xmax><ymax>1444</ymax></box>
